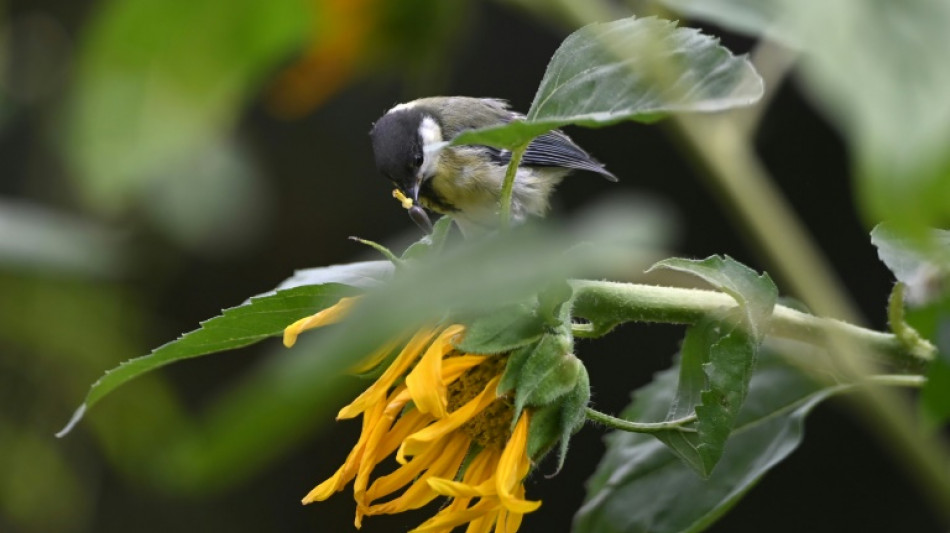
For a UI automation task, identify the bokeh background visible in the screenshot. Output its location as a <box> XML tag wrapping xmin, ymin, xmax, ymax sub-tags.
<box><xmin>1</xmin><ymin>0</ymin><xmax>942</xmax><ymax>532</ymax></box>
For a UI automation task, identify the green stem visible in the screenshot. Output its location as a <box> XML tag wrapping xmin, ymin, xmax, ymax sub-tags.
<box><xmin>569</xmin><ymin>280</ymin><xmax>935</xmax><ymax>363</ymax></box>
<box><xmin>499</xmin><ymin>144</ymin><xmax>528</xmax><ymax>229</ymax></box>
<box><xmin>586</xmin><ymin>408</ymin><xmax>697</xmax><ymax>433</ymax></box>
<box><xmin>348</xmin><ymin>237</ymin><xmax>404</xmax><ymax>267</ymax></box>
<box><xmin>586</xmin><ymin>375</ymin><xmax>924</xmax><ymax>436</ymax></box>
<box><xmin>887</xmin><ymin>282</ymin><xmax>937</xmax><ymax>361</ymax></box>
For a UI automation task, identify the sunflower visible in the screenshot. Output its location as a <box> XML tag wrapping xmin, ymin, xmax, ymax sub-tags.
<box><xmin>284</xmin><ymin>298</ymin><xmax>540</xmax><ymax>532</ymax></box>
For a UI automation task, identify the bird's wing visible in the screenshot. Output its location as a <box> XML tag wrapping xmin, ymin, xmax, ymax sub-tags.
<box><xmin>485</xmin><ymin>130</ymin><xmax>617</xmax><ymax>181</ymax></box>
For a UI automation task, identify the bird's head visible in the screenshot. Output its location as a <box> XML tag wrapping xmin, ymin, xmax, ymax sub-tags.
<box><xmin>370</xmin><ymin>103</ymin><xmax>444</xmax><ymax>206</ymax></box>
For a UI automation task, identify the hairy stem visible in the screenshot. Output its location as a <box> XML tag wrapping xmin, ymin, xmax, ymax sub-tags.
<box><xmin>586</xmin><ymin>408</ymin><xmax>697</xmax><ymax>433</ymax></box>
<box><xmin>570</xmin><ymin>280</ymin><xmax>935</xmax><ymax>363</ymax></box>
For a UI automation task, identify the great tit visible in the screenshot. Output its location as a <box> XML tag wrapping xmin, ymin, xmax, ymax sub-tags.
<box><xmin>370</xmin><ymin>96</ymin><xmax>616</xmax><ymax>235</ymax></box>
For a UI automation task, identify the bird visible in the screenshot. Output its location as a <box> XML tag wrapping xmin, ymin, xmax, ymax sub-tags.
<box><xmin>369</xmin><ymin>96</ymin><xmax>616</xmax><ymax>236</ymax></box>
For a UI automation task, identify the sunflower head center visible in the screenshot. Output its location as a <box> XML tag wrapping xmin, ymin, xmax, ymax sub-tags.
<box><xmin>447</xmin><ymin>354</ymin><xmax>514</xmax><ymax>450</ymax></box>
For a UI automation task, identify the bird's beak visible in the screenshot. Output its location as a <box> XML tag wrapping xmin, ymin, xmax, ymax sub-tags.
<box><xmin>401</xmin><ymin>170</ymin><xmax>427</xmax><ymax>206</ymax></box>
<box><xmin>406</xmin><ymin>179</ymin><xmax>421</xmax><ymax>205</ymax></box>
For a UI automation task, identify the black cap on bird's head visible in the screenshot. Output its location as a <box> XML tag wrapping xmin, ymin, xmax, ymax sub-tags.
<box><xmin>370</xmin><ymin>106</ymin><xmax>435</xmax><ymax>204</ymax></box>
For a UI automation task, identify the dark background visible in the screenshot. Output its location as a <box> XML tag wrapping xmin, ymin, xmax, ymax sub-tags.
<box><xmin>1</xmin><ymin>1</ymin><xmax>940</xmax><ymax>532</ymax></box>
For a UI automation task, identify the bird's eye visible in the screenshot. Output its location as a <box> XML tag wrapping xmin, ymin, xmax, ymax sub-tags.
<box><xmin>413</xmin><ymin>153</ymin><xmax>424</xmax><ymax>167</ymax></box>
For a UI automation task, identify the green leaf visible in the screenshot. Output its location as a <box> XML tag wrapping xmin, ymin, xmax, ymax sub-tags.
<box><xmin>64</xmin><ymin>198</ymin><xmax>666</xmax><ymax>435</ymax></box>
<box><xmin>871</xmin><ymin>224</ymin><xmax>950</xmax><ymax>306</ymax></box>
<box><xmin>649</xmin><ymin>256</ymin><xmax>777</xmax><ymax>475</ymax></box>
<box><xmin>658</xmin><ymin>0</ymin><xmax>950</xmax><ymax>234</ymax></box>
<box><xmin>272</xmin><ymin>260</ymin><xmax>394</xmax><ymax>292</ymax></box>
<box><xmin>451</xmin><ymin>16</ymin><xmax>763</xmax><ymax>149</ymax></box>
<box><xmin>871</xmin><ymin>224</ymin><xmax>950</xmax><ymax>426</ymax></box>
<box><xmin>401</xmin><ymin>215</ymin><xmax>455</xmax><ymax>261</ymax></box>
<box><xmin>575</xmin><ymin>345</ymin><xmax>834</xmax><ymax>533</ymax></box>
<box><xmin>656</xmin><ymin>0</ymin><xmax>785</xmax><ymax>41</ymax></box>
<box><xmin>656</xmin><ymin>317</ymin><xmax>759</xmax><ymax>477</ymax></box>
<box><xmin>914</xmin><ymin>301</ymin><xmax>950</xmax><ymax>427</ymax></box>
<box><xmin>66</xmin><ymin>0</ymin><xmax>308</xmax><ymax>213</ymax></box>
<box><xmin>57</xmin><ymin>283</ymin><xmax>354</xmax><ymax>437</ymax></box>
<box><xmin>650</xmin><ymin>255</ymin><xmax>778</xmax><ymax>341</ymax></box>
<box><xmin>790</xmin><ymin>0</ymin><xmax>950</xmax><ymax>233</ymax></box>
<box><xmin>922</xmin><ymin>355</ymin><xmax>950</xmax><ymax>430</ymax></box>
<box><xmin>654</xmin><ymin>320</ymin><xmax>714</xmax><ymax>474</ymax></box>
<box><xmin>455</xmin><ymin>303</ymin><xmax>547</xmax><ymax>355</ymax></box>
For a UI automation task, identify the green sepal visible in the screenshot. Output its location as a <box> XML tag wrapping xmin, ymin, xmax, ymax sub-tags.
<box><xmin>511</xmin><ymin>333</ymin><xmax>579</xmax><ymax>421</ymax></box>
<box><xmin>537</xmin><ymin>280</ymin><xmax>573</xmax><ymax>327</ymax></box>
<box><xmin>527</xmin><ymin>364</ymin><xmax>590</xmax><ymax>472</ymax></box>
<box><xmin>401</xmin><ymin>216</ymin><xmax>455</xmax><ymax>261</ymax></box>
<box><xmin>455</xmin><ymin>302</ymin><xmax>547</xmax><ymax>355</ymax></box>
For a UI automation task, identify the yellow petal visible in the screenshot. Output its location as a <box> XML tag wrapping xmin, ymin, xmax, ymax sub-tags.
<box><xmin>496</xmin><ymin>413</ymin><xmax>541</xmax><ymax>514</ymax></box>
<box><xmin>348</xmin><ymin>337</ymin><xmax>401</xmax><ymax>374</ymax></box>
<box><xmin>463</xmin><ymin>448</ymin><xmax>501</xmax><ymax>485</ymax></box>
<box><xmin>283</xmin><ymin>296</ymin><xmax>360</xmax><ymax>347</ymax></box>
<box><xmin>427</xmin><ymin>478</ymin><xmax>493</xmax><ymax>499</ymax></box>
<box><xmin>397</xmin><ymin>375</ymin><xmax>501</xmax><ymax>463</ymax></box>
<box><xmin>301</xmin><ymin>397</ymin><xmax>386</xmax><ymax>504</ymax></box>
<box><xmin>376</xmin><ymin>407</ymin><xmax>430</xmax><ymax>458</ymax></box>
<box><xmin>426</xmin><ymin>447</ymin><xmax>501</xmax><ymax>499</ymax></box>
<box><xmin>301</xmin><ymin>464</ymin><xmax>349</xmax><ymax>504</ymax></box>
<box><xmin>409</xmin><ymin>499</ymin><xmax>498</xmax><ymax>533</ymax></box>
<box><xmin>337</xmin><ymin>327</ymin><xmax>439</xmax><ymax>420</ymax></box>
<box><xmin>441</xmin><ymin>355</ymin><xmax>488</xmax><ymax>384</ymax></box>
<box><xmin>365</xmin><ymin>428</ymin><xmax>456</xmax><ymax>504</ymax></box>
<box><xmin>500</xmin><ymin>487</ymin><xmax>527</xmax><ymax>533</ymax></box>
<box><xmin>405</xmin><ymin>325</ymin><xmax>464</xmax><ymax>417</ymax></box>
<box><xmin>418</xmin><ymin>448</ymin><xmax>500</xmax><ymax>533</ymax></box>
<box><xmin>465</xmin><ymin>511</ymin><xmax>499</xmax><ymax>533</ymax></box>
<box><xmin>353</xmin><ymin>388</ymin><xmax>413</xmax><ymax>501</ymax></box>
<box><xmin>365</xmin><ymin>432</ymin><xmax>470</xmax><ymax>516</ymax></box>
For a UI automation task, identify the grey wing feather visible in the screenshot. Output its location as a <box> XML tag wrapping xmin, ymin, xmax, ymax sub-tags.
<box><xmin>485</xmin><ymin>130</ymin><xmax>617</xmax><ymax>181</ymax></box>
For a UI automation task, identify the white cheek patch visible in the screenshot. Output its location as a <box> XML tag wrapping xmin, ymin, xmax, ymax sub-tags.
<box><xmin>418</xmin><ymin>115</ymin><xmax>444</xmax><ymax>177</ymax></box>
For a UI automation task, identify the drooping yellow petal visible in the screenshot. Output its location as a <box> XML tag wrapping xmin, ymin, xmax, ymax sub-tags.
<box><xmin>416</xmin><ymin>448</ymin><xmax>500</xmax><ymax>533</ymax></box>
<box><xmin>301</xmin><ymin>463</ymin><xmax>350</xmax><ymax>504</ymax></box>
<box><xmin>283</xmin><ymin>296</ymin><xmax>360</xmax><ymax>347</ymax></box>
<box><xmin>410</xmin><ymin>499</ymin><xmax>499</xmax><ymax>533</ymax></box>
<box><xmin>337</xmin><ymin>327</ymin><xmax>439</xmax><ymax>420</ymax></box>
<box><xmin>500</xmin><ymin>486</ymin><xmax>527</xmax><ymax>533</ymax></box>
<box><xmin>441</xmin><ymin>355</ymin><xmax>489</xmax><ymax>383</ymax></box>
<box><xmin>348</xmin><ymin>337</ymin><xmax>402</xmax><ymax>374</ymax></box>
<box><xmin>365</xmin><ymin>432</ymin><xmax>470</xmax><ymax>516</ymax></box>
<box><xmin>302</xmin><ymin>397</ymin><xmax>386</xmax><ymax>504</ymax></box>
<box><xmin>398</xmin><ymin>375</ymin><xmax>502</xmax><ymax>463</ymax></box>
<box><xmin>466</xmin><ymin>509</ymin><xmax>500</xmax><ymax>533</ymax></box>
<box><xmin>353</xmin><ymin>387</ymin><xmax>414</xmax><ymax>502</ymax></box>
<box><xmin>495</xmin><ymin>413</ymin><xmax>540</xmax><ymax>514</ymax></box>
<box><xmin>375</xmin><ymin>408</ymin><xmax>429</xmax><ymax>457</ymax></box>
<box><xmin>427</xmin><ymin>478</ymin><xmax>493</xmax><ymax>499</ymax></box>
<box><xmin>406</xmin><ymin>325</ymin><xmax>464</xmax><ymax>417</ymax></box>
<box><xmin>426</xmin><ymin>448</ymin><xmax>502</xmax><ymax>500</ymax></box>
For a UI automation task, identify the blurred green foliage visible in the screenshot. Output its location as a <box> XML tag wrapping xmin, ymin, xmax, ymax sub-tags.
<box><xmin>2</xmin><ymin>0</ymin><xmax>949</xmax><ymax>532</ymax></box>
